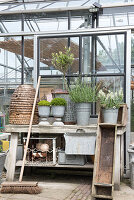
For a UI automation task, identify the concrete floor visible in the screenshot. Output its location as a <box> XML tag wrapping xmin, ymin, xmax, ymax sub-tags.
<box><xmin>0</xmin><ymin>173</ymin><xmax>134</xmax><ymax>200</ymax></box>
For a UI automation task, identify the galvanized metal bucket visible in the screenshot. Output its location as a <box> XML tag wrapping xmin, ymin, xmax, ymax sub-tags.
<box><xmin>76</xmin><ymin>103</ymin><xmax>91</xmax><ymax>126</ymax></box>
<box><xmin>128</xmin><ymin>147</ymin><xmax>134</xmax><ymax>189</ymax></box>
<box><xmin>0</xmin><ymin>152</ymin><xmax>6</xmax><ymax>184</ymax></box>
<box><xmin>102</xmin><ymin>108</ymin><xmax>118</xmax><ymax>124</ymax></box>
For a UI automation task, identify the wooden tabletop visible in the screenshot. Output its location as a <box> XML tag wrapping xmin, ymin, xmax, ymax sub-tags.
<box><xmin>5</xmin><ymin>124</ymin><xmax>126</xmax><ymax>135</ymax></box>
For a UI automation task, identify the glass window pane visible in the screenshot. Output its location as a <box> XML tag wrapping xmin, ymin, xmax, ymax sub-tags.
<box><xmin>39</xmin><ymin>37</ymin><xmax>79</xmax><ymax>76</ymax></box>
<box><xmin>96</xmin><ymin>34</ymin><xmax>124</xmax><ymax>74</ymax></box>
<box><xmin>0</xmin><ymin>36</ymin><xmax>22</xmax><ymax>111</ymax></box>
<box><xmin>24</xmin><ymin>36</ymin><xmax>34</xmax><ymax>84</ymax></box>
<box><xmin>0</xmin><ymin>20</ymin><xmax>21</xmax><ymax>32</ymax></box>
<box><xmin>82</xmin><ymin>36</ymin><xmax>92</xmax><ymax>74</ymax></box>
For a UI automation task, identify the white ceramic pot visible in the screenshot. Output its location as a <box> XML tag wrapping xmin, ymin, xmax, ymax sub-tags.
<box><xmin>102</xmin><ymin>108</ymin><xmax>118</xmax><ymax>124</ymax></box>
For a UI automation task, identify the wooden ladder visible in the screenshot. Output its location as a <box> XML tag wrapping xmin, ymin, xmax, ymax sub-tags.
<box><xmin>91</xmin><ymin>105</ymin><xmax>127</xmax><ymax>200</ymax></box>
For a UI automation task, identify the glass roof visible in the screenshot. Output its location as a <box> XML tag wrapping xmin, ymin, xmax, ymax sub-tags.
<box><xmin>0</xmin><ymin>0</ymin><xmax>133</xmax><ymax>12</ymax></box>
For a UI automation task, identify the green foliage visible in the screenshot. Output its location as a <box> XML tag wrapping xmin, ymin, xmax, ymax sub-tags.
<box><xmin>38</xmin><ymin>100</ymin><xmax>51</xmax><ymax>106</ymax></box>
<box><xmin>51</xmin><ymin>47</ymin><xmax>74</xmax><ymax>76</ymax></box>
<box><xmin>98</xmin><ymin>89</ymin><xmax>124</xmax><ymax>109</ymax></box>
<box><xmin>69</xmin><ymin>81</ymin><xmax>100</xmax><ymax>103</ymax></box>
<box><xmin>51</xmin><ymin>98</ymin><xmax>67</xmax><ymax>106</ymax></box>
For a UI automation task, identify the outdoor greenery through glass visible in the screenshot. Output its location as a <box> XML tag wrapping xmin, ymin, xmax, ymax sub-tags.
<box><xmin>98</xmin><ymin>89</ymin><xmax>124</xmax><ymax>109</ymax></box>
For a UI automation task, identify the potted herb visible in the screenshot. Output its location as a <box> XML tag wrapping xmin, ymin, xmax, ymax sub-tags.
<box><xmin>98</xmin><ymin>89</ymin><xmax>124</xmax><ymax>124</ymax></box>
<box><xmin>38</xmin><ymin>100</ymin><xmax>51</xmax><ymax>125</ymax></box>
<box><xmin>51</xmin><ymin>98</ymin><xmax>67</xmax><ymax>126</ymax></box>
<box><xmin>69</xmin><ymin>81</ymin><xmax>99</xmax><ymax>126</ymax></box>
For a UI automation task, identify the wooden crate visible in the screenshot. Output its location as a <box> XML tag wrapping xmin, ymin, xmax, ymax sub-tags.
<box><xmin>98</xmin><ymin>104</ymin><xmax>128</xmax><ymax>126</ymax></box>
<box><xmin>92</xmin><ymin>124</ymin><xmax>117</xmax><ymax>200</ymax></box>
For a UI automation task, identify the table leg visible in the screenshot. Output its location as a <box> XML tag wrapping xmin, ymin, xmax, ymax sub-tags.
<box><xmin>53</xmin><ymin>138</ymin><xmax>56</xmax><ymax>165</ymax></box>
<box><xmin>114</xmin><ymin>135</ymin><xmax>121</xmax><ymax>190</ymax></box>
<box><xmin>120</xmin><ymin>134</ymin><xmax>124</xmax><ymax>178</ymax></box>
<box><xmin>6</xmin><ymin>133</ymin><xmax>18</xmax><ymax>181</ymax></box>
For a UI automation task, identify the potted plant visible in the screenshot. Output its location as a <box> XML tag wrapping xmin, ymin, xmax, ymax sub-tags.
<box><xmin>51</xmin><ymin>98</ymin><xmax>67</xmax><ymax>126</ymax></box>
<box><xmin>51</xmin><ymin>47</ymin><xmax>76</xmax><ymax>124</ymax></box>
<box><xmin>69</xmin><ymin>81</ymin><xmax>99</xmax><ymax>126</ymax></box>
<box><xmin>51</xmin><ymin>46</ymin><xmax>74</xmax><ymax>90</ymax></box>
<box><xmin>38</xmin><ymin>100</ymin><xmax>51</xmax><ymax>125</ymax></box>
<box><xmin>98</xmin><ymin>89</ymin><xmax>124</xmax><ymax>124</ymax></box>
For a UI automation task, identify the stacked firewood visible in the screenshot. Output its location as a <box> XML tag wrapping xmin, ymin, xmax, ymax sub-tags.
<box><xmin>9</xmin><ymin>85</ymin><xmax>39</xmax><ymax>125</ymax></box>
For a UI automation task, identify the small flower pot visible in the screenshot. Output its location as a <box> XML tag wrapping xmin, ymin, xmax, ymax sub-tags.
<box><xmin>52</xmin><ymin>106</ymin><xmax>65</xmax><ymax>126</ymax></box>
<box><xmin>102</xmin><ymin>108</ymin><xmax>118</xmax><ymax>124</ymax></box>
<box><xmin>38</xmin><ymin>106</ymin><xmax>50</xmax><ymax>126</ymax></box>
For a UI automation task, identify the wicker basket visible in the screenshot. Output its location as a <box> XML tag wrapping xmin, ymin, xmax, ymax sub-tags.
<box><xmin>9</xmin><ymin>85</ymin><xmax>39</xmax><ymax>125</ymax></box>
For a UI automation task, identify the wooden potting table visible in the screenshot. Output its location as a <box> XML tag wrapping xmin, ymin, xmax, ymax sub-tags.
<box><xmin>5</xmin><ymin>124</ymin><xmax>126</xmax><ymax>190</ymax></box>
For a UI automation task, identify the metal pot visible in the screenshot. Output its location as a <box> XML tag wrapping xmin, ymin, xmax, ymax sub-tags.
<box><xmin>102</xmin><ymin>108</ymin><xmax>118</xmax><ymax>124</ymax></box>
<box><xmin>52</xmin><ymin>106</ymin><xmax>65</xmax><ymax>118</ymax></box>
<box><xmin>76</xmin><ymin>103</ymin><xmax>91</xmax><ymax>126</ymax></box>
<box><xmin>38</xmin><ymin>106</ymin><xmax>50</xmax><ymax>118</ymax></box>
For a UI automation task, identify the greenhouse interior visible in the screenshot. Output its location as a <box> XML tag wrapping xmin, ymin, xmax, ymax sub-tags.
<box><xmin>0</xmin><ymin>1</ymin><xmax>134</xmax><ymax>200</ymax></box>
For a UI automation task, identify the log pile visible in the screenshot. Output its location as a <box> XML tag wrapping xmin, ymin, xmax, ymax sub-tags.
<box><xmin>9</xmin><ymin>85</ymin><xmax>39</xmax><ymax>125</ymax></box>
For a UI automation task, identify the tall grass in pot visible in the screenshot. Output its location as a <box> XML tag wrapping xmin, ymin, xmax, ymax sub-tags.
<box><xmin>69</xmin><ymin>80</ymin><xmax>99</xmax><ymax>126</ymax></box>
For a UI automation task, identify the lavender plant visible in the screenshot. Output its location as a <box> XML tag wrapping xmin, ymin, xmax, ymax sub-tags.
<box><xmin>69</xmin><ymin>81</ymin><xmax>100</xmax><ymax>103</ymax></box>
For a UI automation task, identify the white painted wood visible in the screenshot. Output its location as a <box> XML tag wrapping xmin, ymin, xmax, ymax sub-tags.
<box><xmin>120</xmin><ymin>134</ymin><xmax>124</xmax><ymax>178</ymax></box>
<box><xmin>6</xmin><ymin>133</ymin><xmax>18</xmax><ymax>181</ymax></box>
<box><xmin>5</xmin><ymin>124</ymin><xmax>97</xmax><ymax>134</ymax></box>
<box><xmin>114</xmin><ymin>135</ymin><xmax>121</xmax><ymax>191</ymax></box>
<box><xmin>53</xmin><ymin>138</ymin><xmax>56</xmax><ymax>165</ymax></box>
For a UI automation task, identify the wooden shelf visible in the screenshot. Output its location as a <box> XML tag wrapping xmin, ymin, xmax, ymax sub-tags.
<box><xmin>16</xmin><ymin>160</ymin><xmax>94</xmax><ymax>169</ymax></box>
<box><xmin>98</xmin><ymin>123</ymin><xmax>117</xmax><ymax>128</ymax></box>
<box><xmin>94</xmin><ymin>183</ymin><xmax>113</xmax><ymax>187</ymax></box>
<box><xmin>93</xmin><ymin>195</ymin><xmax>113</xmax><ymax>199</ymax></box>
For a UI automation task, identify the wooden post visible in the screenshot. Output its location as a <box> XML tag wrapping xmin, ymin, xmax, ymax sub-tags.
<box><xmin>6</xmin><ymin>133</ymin><xmax>18</xmax><ymax>181</ymax></box>
<box><xmin>120</xmin><ymin>134</ymin><xmax>124</xmax><ymax>178</ymax></box>
<box><xmin>53</xmin><ymin>138</ymin><xmax>56</xmax><ymax>165</ymax></box>
<box><xmin>114</xmin><ymin>135</ymin><xmax>121</xmax><ymax>190</ymax></box>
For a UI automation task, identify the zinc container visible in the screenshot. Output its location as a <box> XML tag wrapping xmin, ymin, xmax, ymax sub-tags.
<box><xmin>58</xmin><ymin>150</ymin><xmax>85</xmax><ymax>165</ymax></box>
